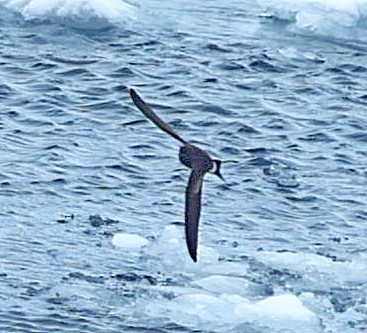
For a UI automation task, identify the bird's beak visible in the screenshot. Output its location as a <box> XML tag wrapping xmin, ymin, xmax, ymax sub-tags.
<box><xmin>216</xmin><ymin>171</ymin><xmax>225</xmax><ymax>182</ymax></box>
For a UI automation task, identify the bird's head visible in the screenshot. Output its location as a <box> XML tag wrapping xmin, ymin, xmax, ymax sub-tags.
<box><xmin>211</xmin><ymin>159</ymin><xmax>224</xmax><ymax>181</ymax></box>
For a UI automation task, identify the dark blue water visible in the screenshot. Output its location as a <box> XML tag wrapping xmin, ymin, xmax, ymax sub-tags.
<box><xmin>1</xmin><ymin>0</ymin><xmax>367</xmax><ymax>332</ymax></box>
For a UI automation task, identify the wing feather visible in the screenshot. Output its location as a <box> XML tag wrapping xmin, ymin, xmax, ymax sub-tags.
<box><xmin>129</xmin><ymin>88</ymin><xmax>187</xmax><ymax>145</ymax></box>
<box><xmin>185</xmin><ymin>169</ymin><xmax>204</xmax><ymax>262</ymax></box>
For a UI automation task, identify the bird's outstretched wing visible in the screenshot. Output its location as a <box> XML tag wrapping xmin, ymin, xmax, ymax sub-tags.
<box><xmin>185</xmin><ymin>169</ymin><xmax>204</xmax><ymax>262</ymax></box>
<box><xmin>129</xmin><ymin>88</ymin><xmax>187</xmax><ymax>145</ymax></box>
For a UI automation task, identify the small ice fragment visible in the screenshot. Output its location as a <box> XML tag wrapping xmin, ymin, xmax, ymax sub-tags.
<box><xmin>254</xmin><ymin>294</ymin><xmax>315</xmax><ymax>320</ymax></box>
<box><xmin>112</xmin><ymin>233</ymin><xmax>149</xmax><ymax>249</ymax></box>
<box><xmin>235</xmin><ymin>294</ymin><xmax>320</xmax><ymax>331</ymax></box>
<box><xmin>193</xmin><ymin>275</ymin><xmax>252</xmax><ymax>296</ymax></box>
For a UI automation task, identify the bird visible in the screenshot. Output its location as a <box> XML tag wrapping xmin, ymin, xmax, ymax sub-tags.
<box><xmin>129</xmin><ymin>88</ymin><xmax>223</xmax><ymax>262</ymax></box>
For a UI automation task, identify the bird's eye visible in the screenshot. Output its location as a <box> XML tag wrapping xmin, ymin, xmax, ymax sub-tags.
<box><xmin>209</xmin><ymin>162</ymin><xmax>218</xmax><ymax>174</ymax></box>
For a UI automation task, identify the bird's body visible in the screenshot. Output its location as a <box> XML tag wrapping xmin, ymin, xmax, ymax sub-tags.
<box><xmin>179</xmin><ymin>144</ymin><xmax>214</xmax><ymax>173</ymax></box>
<box><xmin>129</xmin><ymin>88</ymin><xmax>223</xmax><ymax>262</ymax></box>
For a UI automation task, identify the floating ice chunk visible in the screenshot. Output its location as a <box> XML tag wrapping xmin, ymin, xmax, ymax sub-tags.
<box><xmin>0</xmin><ymin>0</ymin><xmax>135</xmax><ymax>26</ymax></box>
<box><xmin>193</xmin><ymin>275</ymin><xmax>253</xmax><ymax>296</ymax></box>
<box><xmin>236</xmin><ymin>294</ymin><xmax>320</xmax><ymax>332</ymax></box>
<box><xmin>146</xmin><ymin>292</ymin><xmax>243</xmax><ymax>332</ymax></box>
<box><xmin>112</xmin><ymin>232</ymin><xmax>149</xmax><ymax>250</ymax></box>
<box><xmin>205</xmin><ymin>260</ymin><xmax>251</xmax><ymax>277</ymax></box>
<box><xmin>146</xmin><ymin>224</ymin><xmax>219</xmax><ymax>270</ymax></box>
<box><xmin>258</xmin><ymin>0</ymin><xmax>367</xmax><ymax>37</ymax></box>
<box><xmin>258</xmin><ymin>0</ymin><xmax>360</xmax><ymax>18</ymax></box>
<box><xmin>146</xmin><ymin>291</ymin><xmax>321</xmax><ymax>332</ymax></box>
<box><xmin>237</xmin><ymin>294</ymin><xmax>315</xmax><ymax>320</ymax></box>
<box><xmin>173</xmin><ymin>293</ymin><xmax>231</xmax><ymax>322</ymax></box>
<box><xmin>255</xmin><ymin>251</ymin><xmax>367</xmax><ymax>286</ymax></box>
<box><xmin>255</xmin><ymin>251</ymin><xmax>332</xmax><ymax>270</ymax></box>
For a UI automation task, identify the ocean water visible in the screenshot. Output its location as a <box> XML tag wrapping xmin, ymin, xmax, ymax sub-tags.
<box><xmin>0</xmin><ymin>0</ymin><xmax>367</xmax><ymax>332</ymax></box>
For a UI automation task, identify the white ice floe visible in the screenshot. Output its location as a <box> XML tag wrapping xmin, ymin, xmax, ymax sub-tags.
<box><xmin>235</xmin><ymin>294</ymin><xmax>319</xmax><ymax>328</ymax></box>
<box><xmin>112</xmin><ymin>232</ymin><xmax>149</xmax><ymax>249</ymax></box>
<box><xmin>258</xmin><ymin>0</ymin><xmax>367</xmax><ymax>37</ymax></box>
<box><xmin>0</xmin><ymin>0</ymin><xmax>135</xmax><ymax>27</ymax></box>
<box><xmin>145</xmin><ymin>224</ymin><xmax>219</xmax><ymax>271</ymax></box>
<box><xmin>192</xmin><ymin>275</ymin><xmax>254</xmax><ymax>297</ymax></box>
<box><xmin>146</xmin><ymin>292</ymin><xmax>321</xmax><ymax>333</ymax></box>
<box><xmin>255</xmin><ymin>251</ymin><xmax>367</xmax><ymax>286</ymax></box>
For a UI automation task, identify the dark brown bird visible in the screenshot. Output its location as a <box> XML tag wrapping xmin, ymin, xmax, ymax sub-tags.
<box><xmin>129</xmin><ymin>88</ymin><xmax>223</xmax><ymax>262</ymax></box>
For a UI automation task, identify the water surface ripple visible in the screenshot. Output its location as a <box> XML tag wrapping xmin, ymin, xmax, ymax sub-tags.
<box><xmin>1</xmin><ymin>0</ymin><xmax>367</xmax><ymax>332</ymax></box>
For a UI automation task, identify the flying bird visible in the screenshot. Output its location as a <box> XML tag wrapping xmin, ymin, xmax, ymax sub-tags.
<box><xmin>129</xmin><ymin>88</ymin><xmax>223</xmax><ymax>262</ymax></box>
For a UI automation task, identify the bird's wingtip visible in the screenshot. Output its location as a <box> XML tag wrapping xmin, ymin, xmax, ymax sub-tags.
<box><xmin>190</xmin><ymin>253</ymin><xmax>198</xmax><ymax>262</ymax></box>
<box><xmin>188</xmin><ymin>246</ymin><xmax>198</xmax><ymax>262</ymax></box>
<box><xmin>128</xmin><ymin>86</ymin><xmax>136</xmax><ymax>96</ymax></box>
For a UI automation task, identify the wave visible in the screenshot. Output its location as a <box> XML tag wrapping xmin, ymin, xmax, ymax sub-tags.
<box><xmin>0</xmin><ymin>0</ymin><xmax>135</xmax><ymax>29</ymax></box>
<box><xmin>257</xmin><ymin>0</ymin><xmax>367</xmax><ymax>38</ymax></box>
